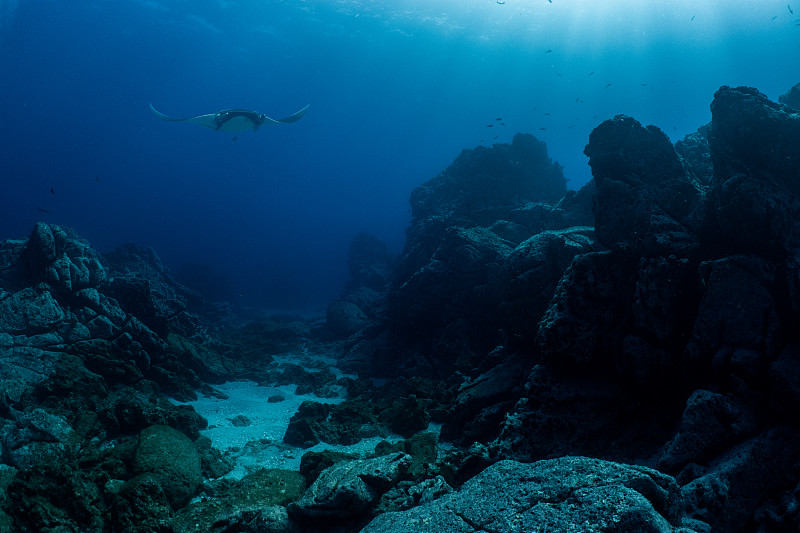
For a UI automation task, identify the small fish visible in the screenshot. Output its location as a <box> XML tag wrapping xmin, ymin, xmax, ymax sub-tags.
<box><xmin>486</xmin><ymin>124</ymin><xmax>494</xmax><ymax>127</ymax></box>
<box><xmin>95</xmin><ymin>176</ymin><xmax>100</xmax><ymax>182</ymax></box>
<box><xmin>771</xmin><ymin>15</ymin><xmax>778</xmax><ymax>20</ymax></box>
<box><xmin>544</xmin><ymin>112</ymin><xmax>551</xmax><ymax>116</ymax></box>
<box><xmin>37</xmin><ymin>207</ymin><xmax>50</xmax><ymax>214</ymax></box>
<box><xmin>576</xmin><ymin>97</ymin><xmax>579</xmax><ymax>103</ymax></box>
<box><xmin>538</xmin><ymin>127</ymin><xmax>547</xmax><ymax>130</ymax></box>
<box><xmin>641</xmin><ymin>83</ymin><xmax>648</xmax><ymax>86</ymax></box>
<box><xmin>691</xmin><ymin>15</ymin><xmax>695</xmax><ymax>21</ymax></box>
<box><xmin>232</xmin><ymin>135</ymin><xmax>238</xmax><ymax>142</ymax></box>
<box><xmin>500</xmin><ymin>122</ymin><xmax>505</xmax><ymax>126</ymax></box>
<box><xmin>604</xmin><ymin>83</ymin><xmax>612</xmax><ymax>88</ymax></box>
<box><xmin>545</xmin><ymin>49</ymin><xmax>552</xmax><ymax>53</ymax></box>
<box><xmin>789</xmin><ymin>5</ymin><xmax>794</xmax><ymax>15</ymax></box>
<box><xmin>567</xmin><ymin>124</ymin><xmax>576</xmax><ymax>129</ymax></box>
<box><xmin>50</xmin><ymin>187</ymin><xmax>55</xmax><ymax>194</ymax></box>
<box><xmin>496</xmin><ymin>117</ymin><xmax>502</xmax><ymax>121</ymax></box>
<box><xmin>496</xmin><ymin>1</ymin><xmax>505</xmax><ymax>4</ymax></box>
<box><xmin>588</xmin><ymin>71</ymin><xmax>594</xmax><ymax>76</ymax></box>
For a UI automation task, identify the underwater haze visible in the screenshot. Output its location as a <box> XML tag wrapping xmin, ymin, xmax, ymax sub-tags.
<box><xmin>1</xmin><ymin>0</ymin><xmax>798</xmax><ymax>310</ymax></box>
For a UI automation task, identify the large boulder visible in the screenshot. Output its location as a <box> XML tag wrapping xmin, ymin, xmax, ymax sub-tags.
<box><xmin>361</xmin><ymin>457</ymin><xmax>702</xmax><ymax>533</ymax></box>
<box><xmin>132</xmin><ymin>425</ymin><xmax>202</xmax><ymax>508</ymax></box>
<box><xmin>289</xmin><ymin>452</ymin><xmax>411</xmax><ymax>527</ymax></box>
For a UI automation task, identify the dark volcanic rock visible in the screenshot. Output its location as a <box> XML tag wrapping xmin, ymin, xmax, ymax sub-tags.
<box><xmin>584</xmin><ymin>114</ymin><xmax>705</xmax><ymax>257</ymax></box>
<box><xmin>0</xmin><ymin>223</ymin><xmax>249</xmax><ymax>531</ymax></box>
<box><xmin>675</xmin><ymin>124</ymin><xmax>713</xmax><ymax>186</ymax></box>
<box><xmin>389</xmin><ymin>226</ymin><xmax>515</xmax><ymax>371</ymax></box>
<box><xmin>707</xmin><ymin>85</ymin><xmax>800</xmax><ymax>258</ymax></box>
<box><xmin>104</xmin><ymin>242</ymin><xmax>201</xmax><ymax>338</ymax></box>
<box><xmin>409</xmin><ymin>132</ymin><xmax>566</xmax><ymax>225</ymax></box>
<box><xmin>395</xmin><ymin>134</ymin><xmax>567</xmax><ymax>284</ymax></box>
<box><xmin>344</xmin><ymin>133</ymin><xmax>592</xmax><ymax>378</ymax></box>
<box><xmin>326</xmin><ymin>300</ymin><xmax>369</xmax><ymax>338</ymax></box>
<box><xmin>289</xmin><ymin>452</ymin><xmax>411</xmax><ymax>527</ymax></box>
<box><xmin>685</xmin><ymin>255</ymin><xmax>780</xmax><ymax>381</ymax></box>
<box><xmin>536</xmin><ymin>251</ymin><xmax>637</xmax><ymax>368</ymax></box>
<box><xmin>501</xmin><ymin>226</ymin><xmax>596</xmax><ymax>345</ymax></box>
<box><xmin>681</xmin><ymin>426</ymin><xmax>800</xmax><ymax>533</ymax></box>
<box><xmin>493</xmin><ymin>364</ymin><xmax>674</xmax><ymax>463</ymax></box>
<box><xmin>778</xmin><ymin>81</ymin><xmax>800</xmax><ymax>111</ymax></box>
<box><xmin>361</xmin><ymin>456</ymin><xmax>702</xmax><ymax>533</ymax></box>
<box><xmin>440</xmin><ymin>353</ymin><xmax>529</xmax><ymax>445</ymax></box>
<box><xmin>656</xmin><ymin>389</ymin><xmax>758</xmax><ymax>472</ymax></box>
<box><xmin>346</xmin><ymin>233</ymin><xmax>394</xmax><ymax>293</ymax></box>
<box><xmin>492</xmin><ymin>86</ymin><xmax>800</xmax><ymax>533</ymax></box>
<box><xmin>132</xmin><ymin>424</ymin><xmax>202</xmax><ymax>508</ymax></box>
<box><xmin>171</xmin><ymin>468</ymin><xmax>305</xmax><ymax>533</ymax></box>
<box><xmin>113</xmin><ymin>473</ymin><xmax>174</xmax><ymax>533</ymax></box>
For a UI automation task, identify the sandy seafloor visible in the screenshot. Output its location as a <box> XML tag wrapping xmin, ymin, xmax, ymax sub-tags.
<box><xmin>171</xmin><ymin>353</ymin><xmax>436</xmax><ymax>479</ymax></box>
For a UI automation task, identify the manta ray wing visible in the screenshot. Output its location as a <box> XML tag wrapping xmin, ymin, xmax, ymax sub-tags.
<box><xmin>149</xmin><ymin>103</ymin><xmax>221</xmax><ymax>130</ymax></box>
<box><xmin>266</xmin><ymin>104</ymin><xmax>311</xmax><ymax>125</ymax></box>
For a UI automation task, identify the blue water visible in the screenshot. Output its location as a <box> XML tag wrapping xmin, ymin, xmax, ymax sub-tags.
<box><xmin>2</xmin><ymin>0</ymin><xmax>798</xmax><ymax>309</ymax></box>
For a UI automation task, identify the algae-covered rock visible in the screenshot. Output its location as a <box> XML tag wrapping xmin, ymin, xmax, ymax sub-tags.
<box><xmin>362</xmin><ymin>456</ymin><xmax>693</xmax><ymax>533</ymax></box>
<box><xmin>171</xmin><ymin>468</ymin><xmax>305</xmax><ymax>533</ymax></box>
<box><xmin>289</xmin><ymin>452</ymin><xmax>411</xmax><ymax>521</ymax></box>
<box><xmin>133</xmin><ymin>424</ymin><xmax>202</xmax><ymax>508</ymax></box>
<box><xmin>113</xmin><ymin>473</ymin><xmax>173</xmax><ymax>533</ymax></box>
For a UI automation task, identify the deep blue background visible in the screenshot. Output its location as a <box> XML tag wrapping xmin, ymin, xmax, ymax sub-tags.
<box><xmin>2</xmin><ymin>0</ymin><xmax>799</xmax><ymax>310</ymax></box>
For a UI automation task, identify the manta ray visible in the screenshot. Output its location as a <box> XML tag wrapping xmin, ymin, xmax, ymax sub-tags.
<box><xmin>149</xmin><ymin>103</ymin><xmax>310</xmax><ymax>132</ymax></box>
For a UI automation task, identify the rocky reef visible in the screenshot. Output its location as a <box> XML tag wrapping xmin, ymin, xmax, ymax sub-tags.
<box><xmin>2</xmin><ymin>84</ymin><xmax>800</xmax><ymax>532</ymax></box>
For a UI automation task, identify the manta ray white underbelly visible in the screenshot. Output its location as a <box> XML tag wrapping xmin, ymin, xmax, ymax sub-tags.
<box><xmin>149</xmin><ymin>103</ymin><xmax>310</xmax><ymax>132</ymax></box>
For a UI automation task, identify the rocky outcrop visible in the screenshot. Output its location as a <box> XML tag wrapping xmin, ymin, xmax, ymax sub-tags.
<box><xmin>289</xmin><ymin>452</ymin><xmax>411</xmax><ymax>529</ymax></box>
<box><xmin>675</xmin><ymin>124</ymin><xmax>713</xmax><ymax>185</ymax></box>
<box><xmin>584</xmin><ymin>115</ymin><xmax>705</xmax><ymax>257</ymax></box>
<box><xmin>489</xmin><ymin>86</ymin><xmax>800</xmax><ymax>533</ymax></box>
<box><xmin>779</xmin><ymin>81</ymin><xmax>800</xmax><ymax>111</ymax></box>
<box><xmin>369</xmin><ymin>133</ymin><xmax>593</xmax><ymax>377</ymax></box>
<box><xmin>328</xmin><ymin>83</ymin><xmax>800</xmax><ymax>532</ymax></box>
<box><xmin>326</xmin><ymin>233</ymin><xmax>394</xmax><ymax>341</ymax></box>
<box><xmin>706</xmin><ymin>86</ymin><xmax>800</xmax><ymax>259</ymax></box>
<box><xmin>0</xmin><ymin>223</ymin><xmax>239</xmax><ymax>531</ymax></box>
<box><xmin>361</xmin><ymin>456</ymin><xmax>704</xmax><ymax>533</ymax></box>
